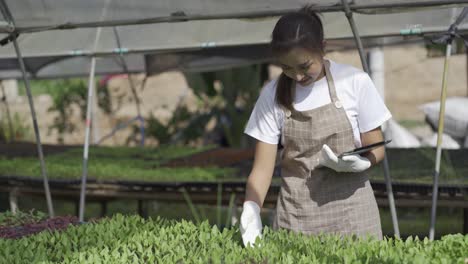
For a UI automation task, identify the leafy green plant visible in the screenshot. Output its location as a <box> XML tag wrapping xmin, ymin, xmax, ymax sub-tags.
<box><xmin>0</xmin><ymin>209</ymin><xmax>47</xmax><ymax>227</ymax></box>
<box><xmin>0</xmin><ymin>214</ymin><xmax>466</xmax><ymax>263</ymax></box>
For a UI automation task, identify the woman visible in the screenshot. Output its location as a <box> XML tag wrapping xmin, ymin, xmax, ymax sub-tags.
<box><xmin>239</xmin><ymin>5</ymin><xmax>392</xmax><ymax>247</ymax></box>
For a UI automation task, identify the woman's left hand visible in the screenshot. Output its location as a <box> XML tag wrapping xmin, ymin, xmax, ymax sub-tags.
<box><xmin>319</xmin><ymin>144</ymin><xmax>371</xmax><ymax>172</ymax></box>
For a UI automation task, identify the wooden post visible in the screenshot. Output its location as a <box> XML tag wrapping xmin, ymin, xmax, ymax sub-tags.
<box><xmin>464</xmin><ymin>208</ymin><xmax>468</xmax><ymax>234</ymax></box>
<box><xmin>100</xmin><ymin>201</ymin><xmax>107</xmax><ymax>217</ymax></box>
<box><xmin>75</xmin><ymin>200</ymin><xmax>80</xmax><ymax>218</ymax></box>
<box><xmin>138</xmin><ymin>200</ymin><xmax>148</xmax><ymax>218</ymax></box>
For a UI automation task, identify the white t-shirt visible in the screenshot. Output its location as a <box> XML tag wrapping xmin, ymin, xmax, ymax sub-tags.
<box><xmin>244</xmin><ymin>59</ymin><xmax>392</xmax><ymax>147</ymax></box>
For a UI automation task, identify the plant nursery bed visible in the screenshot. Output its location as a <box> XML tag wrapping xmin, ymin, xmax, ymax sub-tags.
<box><xmin>0</xmin><ymin>142</ymin><xmax>79</xmax><ymax>157</ymax></box>
<box><xmin>164</xmin><ymin>147</ymin><xmax>254</xmax><ymax>167</ymax></box>
<box><xmin>1</xmin><ymin>214</ymin><xmax>467</xmax><ymax>263</ymax></box>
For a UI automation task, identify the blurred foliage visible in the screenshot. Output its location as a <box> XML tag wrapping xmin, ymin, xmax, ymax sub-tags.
<box><xmin>132</xmin><ymin>105</ymin><xmax>214</xmax><ymax>146</ymax></box>
<box><xmin>18</xmin><ymin>80</ymin><xmax>57</xmax><ymax>97</ymax></box>
<box><xmin>44</xmin><ymin>78</ymin><xmax>112</xmax><ymax>144</ymax></box>
<box><xmin>397</xmin><ymin>119</ymin><xmax>427</xmax><ymax>129</ymax></box>
<box><xmin>184</xmin><ymin>64</ymin><xmax>268</xmax><ymax>147</ymax></box>
<box><xmin>0</xmin><ymin>112</ymin><xmax>33</xmax><ymax>142</ymax></box>
<box><xmin>133</xmin><ymin>64</ymin><xmax>268</xmax><ymax>147</ymax></box>
<box><xmin>425</xmin><ymin>38</ymin><xmax>466</xmax><ymax>57</ymax></box>
<box><xmin>143</xmin><ymin>64</ymin><xmax>267</xmax><ymax>147</ymax></box>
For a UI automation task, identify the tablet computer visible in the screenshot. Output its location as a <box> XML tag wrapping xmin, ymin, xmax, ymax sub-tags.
<box><xmin>338</xmin><ymin>139</ymin><xmax>392</xmax><ymax>158</ymax></box>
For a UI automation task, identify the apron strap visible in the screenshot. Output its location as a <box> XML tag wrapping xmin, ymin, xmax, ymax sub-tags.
<box><xmin>324</xmin><ymin>60</ymin><xmax>342</xmax><ymax>108</ymax></box>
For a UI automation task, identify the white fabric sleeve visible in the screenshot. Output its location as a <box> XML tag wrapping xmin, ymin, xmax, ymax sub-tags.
<box><xmin>355</xmin><ymin>72</ymin><xmax>392</xmax><ymax>133</ymax></box>
<box><xmin>244</xmin><ymin>82</ymin><xmax>281</xmax><ymax>145</ymax></box>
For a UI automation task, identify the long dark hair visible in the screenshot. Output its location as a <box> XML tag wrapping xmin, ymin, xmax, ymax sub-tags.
<box><xmin>271</xmin><ymin>5</ymin><xmax>325</xmax><ymax>111</ymax></box>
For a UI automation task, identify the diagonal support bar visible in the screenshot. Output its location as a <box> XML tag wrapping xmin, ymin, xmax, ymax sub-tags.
<box><xmin>0</xmin><ymin>0</ymin><xmax>54</xmax><ymax>217</ymax></box>
<box><xmin>112</xmin><ymin>27</ymin><xmax>145</xmax><ymax>146</ymax></box>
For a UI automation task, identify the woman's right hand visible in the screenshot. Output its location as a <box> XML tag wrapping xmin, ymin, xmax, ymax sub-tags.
<box><xmin>240</xmin><ymin>201</ymin><xmax>262</xmax><ymax>247</ymax></box>
<box><xmin>241</xmin><ymin>140</ymin><xmax>276</xmax><ymax>247</ymax></box>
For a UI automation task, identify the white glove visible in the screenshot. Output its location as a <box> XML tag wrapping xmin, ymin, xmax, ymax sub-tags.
<box><xmin>240</xmin><ymin>201</ymin><xmax>262</xmax><ymax>247</ymax></box>
<box><xmin>319</xmin><ymin>144</ymin><xmax>371</xmax><ymax>173</ymax></box>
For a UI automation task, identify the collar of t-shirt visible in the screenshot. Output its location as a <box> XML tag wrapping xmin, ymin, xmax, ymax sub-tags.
<box><xmin>294</xmin><ymin>74</ymin><xmax>331</xmax><ymax>111</ymax></box>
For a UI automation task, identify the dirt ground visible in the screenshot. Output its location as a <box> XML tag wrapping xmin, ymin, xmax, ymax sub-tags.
<box><xmin>1</xmin><ymin>44</ymin><xmax>467</xmax><ymax>146</ymax></box>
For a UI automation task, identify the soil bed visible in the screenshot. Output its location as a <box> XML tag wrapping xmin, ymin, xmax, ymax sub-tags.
<box><xmin>0</xmin><ymin>215</ymin><xmax>80</xmax><ymax>239</ymax></box>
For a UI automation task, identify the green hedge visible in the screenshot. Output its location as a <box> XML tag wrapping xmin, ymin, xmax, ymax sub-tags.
<box><xmin>1</xmin><ymin>214</ymin><xmax>467</xmax><ymax>263</ymax></box>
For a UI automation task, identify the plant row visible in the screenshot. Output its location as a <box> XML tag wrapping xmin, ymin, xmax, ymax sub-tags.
<box><xmin>1</xmin><ymin>214</ymin><xmax>467</xmax><ymax>263</ymax></box>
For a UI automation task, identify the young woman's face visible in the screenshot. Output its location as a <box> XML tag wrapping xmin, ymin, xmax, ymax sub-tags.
<box><xmin>277</xmin><ymin>47</ymin><xmax>325</xmax><ymax>86</ymax></box>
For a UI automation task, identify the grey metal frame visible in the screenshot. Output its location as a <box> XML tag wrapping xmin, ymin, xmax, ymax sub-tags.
<box><xmin>0</xmin><ymin>0</ymin><xmax>55</xmax><ymax>217</ymax></box>
<box><xmin>429</xmin><ymin>7</ymin><xmax>468</xmax><ymax>240</ymax></box>
<box><xmin>1</xmin><ymin>1</ymin><xmax>466</xmax><ymax>33</ymax></box>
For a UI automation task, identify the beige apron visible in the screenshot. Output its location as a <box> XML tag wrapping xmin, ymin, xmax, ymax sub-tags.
<box><xmin>272</xmin><ymin>60</ymin><xmax>382</xmax><ymax>240</ymax></box>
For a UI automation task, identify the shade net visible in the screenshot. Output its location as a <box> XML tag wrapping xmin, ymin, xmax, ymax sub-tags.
<box><xmin>0</xmin><ymin>0</ymin><xmax>465</xmax><ymax>31</ymax></box>
<box><xmin>0</xmin><ymin>7</ymin><xmax>466</xmax><ymax>78</ymax></box>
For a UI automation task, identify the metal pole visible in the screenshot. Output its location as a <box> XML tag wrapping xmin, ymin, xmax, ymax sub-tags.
<box><xmin>382</xmin><ymin>152</ymin><xmax>400</xmax><ymax>237</ymax></box>
<box><xmin>79</xmin><ymin>56</ymin><xmax>97</xmax><ymax>222</ymax></box>
<box><xmin>429</xmin><ymin>41</ymin><xmax>452</xmax><ymax>240</ymax></box>
<box><xmin>79</xmin><ymin>0</ymin><xmax>112</xmax><ymax>222</ymax></box>
<box><xmin>12</xmin><ymin>38</ymin><xmax>55</xmax><ymax>217</ymax></box>
<box><xmin>341</xmin><ymin>0</ymin><xmax>400</xmax><ymax>237</ymax></box>
<box><xmin>341</xmin><ymin>0</ymin><xmax>369</xmax><ymax>73</ymax></box>
<box><xmin>427</xmin><ymin>6</ymin><xmax>467</xmax><ymax>241</ymax></box>
<box><xmin>368</xmin><ymin>48</ymin><xmax>400</xmax><ymax>238</ymax></box>
<box><xmin>91</xmin><ymin>76</ymin><xmax>100</xmax><ymax>145</ymax></box>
